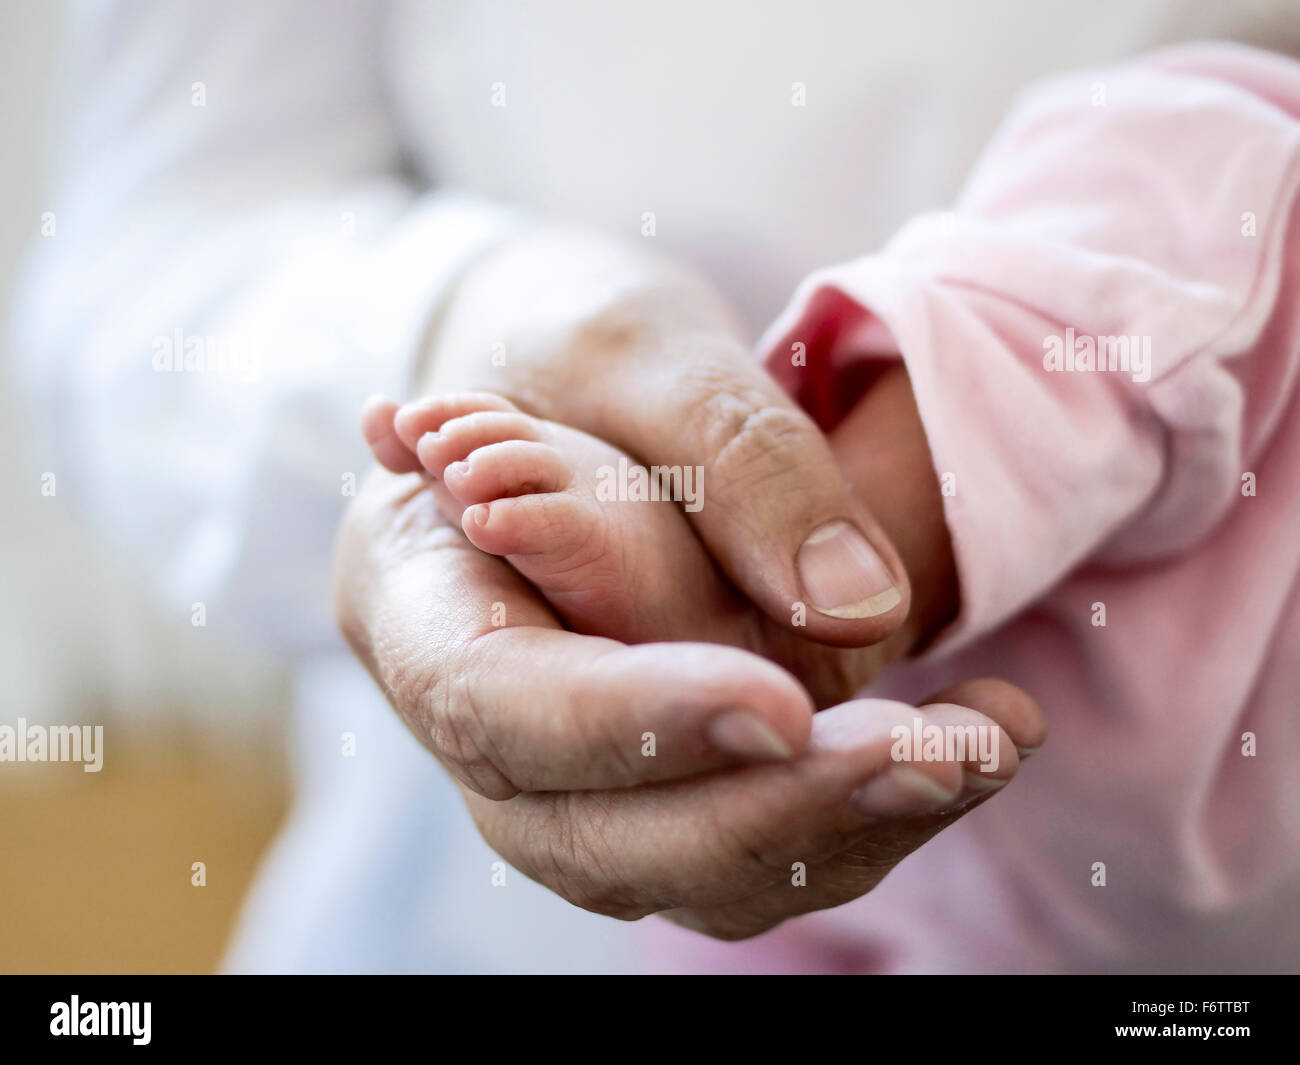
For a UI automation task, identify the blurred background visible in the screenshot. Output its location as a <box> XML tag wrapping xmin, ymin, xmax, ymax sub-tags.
<box><xmin>0</xmin><ymin>4</ymin><xmax>287</xmax><ymax>973</ymax></box>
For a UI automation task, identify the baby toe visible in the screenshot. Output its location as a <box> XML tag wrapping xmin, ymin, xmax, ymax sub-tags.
<box><xmin>461</xmin><ymin>493</ymin><xmax>598</xmax><ymax>564</ymax></box>
<box><xmin>361</xmin><ymin>394</ymin><xmax>422</xmax><ymax>473</ymax></box>
<box><xmin>393</xmin><ymin>391</ymin><xmax>521</xmax><ymax>452</ymax></box>
<box><xmin>416</xmin><ymin>411</ymin><xmax>543</xmax><ymax>479</ymax></box>
<box><xmin>442</xmin><ymin>440</ymin><xmax>573</xmax><ymax>505</ymax></box>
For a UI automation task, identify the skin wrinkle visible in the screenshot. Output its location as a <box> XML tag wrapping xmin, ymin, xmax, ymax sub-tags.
<box><xmin>657</xmin><ymin>763</ymin><xmax>852</xmax><ymax>904</ymax></box>
<box><xmin>707</xmin><ymin>405</ymin><xmax>824</xmax><ymax>504</ymax></box>
<box><xmin>455</xmin><ymin>622</ymin><xmax>607</xmax><ymax>794</ymax></box>
<box><xmin>562</xmin><ymin>791</ymin><xmax>656</xmax><ymax>921</ymax></box>
<box><xmin>448</xmin><ymin>656</ymin><xmax>521</xmax><ymax>799</ymax></box>
<box><xmin>525</xmin><ymin>790</ymin><xmax>651</xmax><ymax>921</ymax></box>
<box><xmin>356</xmin><ymin>476</ymin><xmax>542</xmax><ymax>797</ymax></box>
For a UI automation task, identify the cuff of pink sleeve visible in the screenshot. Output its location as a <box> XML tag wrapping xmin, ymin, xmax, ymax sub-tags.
<box><xmin>758</xmin><ymin>250</ymin><xmax>1037</xmax><ymax>660</ymax></box>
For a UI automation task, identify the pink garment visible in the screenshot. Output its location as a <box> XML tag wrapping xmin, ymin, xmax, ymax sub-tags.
<box><xmin>647</xmin><ymin>43</ymin><xmax>1300</xmax><ymax>973</ymax></box>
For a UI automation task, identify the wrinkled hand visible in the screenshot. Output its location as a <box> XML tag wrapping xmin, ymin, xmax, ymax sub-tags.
<box><xmin>335</xmin><ymin>465</ymin><xmax>1042</xmax><ymax>938</ymax></box>
<box><xmin>335</xmin><ymin>225</ymin><xmax>1042</xmax><ymax>938</ymax></box>
<box><xmin>393</xmin><ymin>227</ymin><xmax>958</xmax><ymax>706</ymax></box>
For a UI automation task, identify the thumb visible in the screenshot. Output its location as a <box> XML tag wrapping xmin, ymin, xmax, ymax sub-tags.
<box><xmin>555</xmin><ymin>336</ymin><xmax>913</xmax><ymax>648</ymax></box>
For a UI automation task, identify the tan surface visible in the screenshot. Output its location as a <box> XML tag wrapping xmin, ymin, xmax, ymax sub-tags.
<box><xmin>0</xmin><ymin>736</ymin><xmax>288</xmax><ymax>974</ymax></box>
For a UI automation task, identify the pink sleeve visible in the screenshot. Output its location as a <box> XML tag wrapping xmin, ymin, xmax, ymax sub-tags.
<box><xmin>761</xmin><ymin>42</ymin><xmax>1300</xmax><ymax>655</ymax></box>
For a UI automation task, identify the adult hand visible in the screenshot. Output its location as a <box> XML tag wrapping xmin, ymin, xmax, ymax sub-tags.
<box><xmin>335</xmin><ymin>464</ymin><xmax>1044</xmax><ymax>938</ymax></box>
<box><xmin>335</xmin><ymin>225</ymin><xmax>1041</xmax><ymax>938</ymax></box>
<box><xmin>385</xmin><ymin>226</ymin><xmax>957</xmax><ymax>706</ymax></box>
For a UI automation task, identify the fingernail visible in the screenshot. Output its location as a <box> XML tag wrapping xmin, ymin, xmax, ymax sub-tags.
<box><xmin>849</xmin><ymin>766</ymin><xmax>958</xmax><ymax>817</ymax></box>
<box><xmin>797</xmin><ymin>521</ymin><xmax>901</xmax><ymax>619</ymax></box>
<box><xmin>706</xmin><ymin>711</ymin><xmax>794</xmax><ymax>763</ymax></box>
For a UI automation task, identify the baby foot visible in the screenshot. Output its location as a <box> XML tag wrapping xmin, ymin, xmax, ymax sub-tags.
<box><xmin>366</xmin><ymin>392</ymin><xmax>745</xmax><ymax>645</ymax></box>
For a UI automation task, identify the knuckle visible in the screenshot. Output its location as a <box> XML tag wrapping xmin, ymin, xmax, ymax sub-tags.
<box><xmin>712</xmin><ymin>405</ymin><xmax>817</xmax><ymax>493</ymax></box>
<box><xmin>392</xmin><ymin>651</ymin><xmax>517</xmax><ymax>800</ymax></box>
<box><xmin>673</xmin><ymin>366</ymin><xmax>815</xmax><ymax>498</ymax></box>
